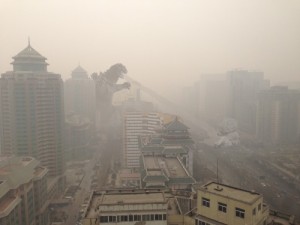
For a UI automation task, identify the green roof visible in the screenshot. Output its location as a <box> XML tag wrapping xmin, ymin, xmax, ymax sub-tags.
<box><xmin>162</xmin><ymin>146</ymin><xmax>187</xmax><ymax>155</ymax></box>
<box><xmin>164</xmin><ymin>117</ymin><xmax>189</xmax><ymax>131</ymax></box>
<box><xmin>141</xmin><ymin>146</ymin><xmax>164</xmax><ymax>153</ymax></box>
<box><xmin>162</xmin><ymin>139</ymin><xmax>194</xmax><ymax>145</ymax></box>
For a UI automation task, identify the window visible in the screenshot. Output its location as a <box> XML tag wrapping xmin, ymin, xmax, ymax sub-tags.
<box><xmin>236</xmin><ymin>208</ymin><xmax>245</xmax><ymax>218</ymax></box>
<box><xmin>258</xmin><ymin>203</ymin><xmax>261</xmax><ymax>211</ymax></box>
<box><xmin>134</xmin><ymin>215</ymin><xmax>141</xmax><ymax>221</ymax></box>
<box><xmin>120</xmin><ymin>215</ymin><xmax>128</xmax><ymax>221</ymax></box>
<box><xmin>218</xmin><ymin>202</ymin><xmax>227</xmax><ymax>213</ymax></box>
<box><xmin>129</xmin><ymin>215</ymin><xmax>133</xmax><ymax>221</ymax></box>
<box><xmin>252</xmin><ymin>208</ymin><xmax>256</xmax><ymax>215</ymax></box>
<box><xmin>100</xmin><ymin>216</ymin><xmax>108</xmax><ymax>222</ymax></box>
<box><xmin>108</xmin><ymin>216</ymin><xmax>116</xmax><ymax>222</ymax></box>
<box><xmin>151</xmin><ymin>214</ymin><xmax>155</xmax><ymax>221</ymax></box>
<box><xmin>197</xmin><ymin>219</ymin><xmax>211</xmax><ymax>225</ymax></box>
<box><xmin>202</xmin><ymin>197</ymin><xmax>210</xmax><ymax>207</ymax></box>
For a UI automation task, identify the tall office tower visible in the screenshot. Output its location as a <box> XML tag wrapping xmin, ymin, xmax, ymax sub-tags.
<box><xmin>204</xmin><ymin>79</ymin><xmax>229</xmax><ymax>124</ymax></box>
<box><xmin>0</xmin><ymin>42</ymin><xmax>64</xmax><ymax>177</ymax></box>
<box><xmin>227</xmin><ymin>70</ymin><xmax>270</xmax><ymax>133</ymax></box>
<box><xmin>122</xmin><ymin>100</ymin><xmax>162</xmax><ymax>168</ymax></box>
<box><xmin>64</xmin><ymin>65</ymin><xmax>95</xmax><ymax>121</ymax></box>
<box><xmin>256</xmin><ymin>86</ymin><xmax>300</xmax><ymax>145</ymax></box>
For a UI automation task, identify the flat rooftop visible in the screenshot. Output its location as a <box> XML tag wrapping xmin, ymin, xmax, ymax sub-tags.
<box><xmin>86</xmin><ymin>189</ymin><xmax>167</xmax><ymax>218</ymax></box>
<box><xmin>200</xmin><ymin>182</ymin><xmax>261</xmax><ymax>204</ymax></box>
<box><xmin>143</xmin><ymin>155</ymin><xmax>188</xmax><ymax>178</ymax></box>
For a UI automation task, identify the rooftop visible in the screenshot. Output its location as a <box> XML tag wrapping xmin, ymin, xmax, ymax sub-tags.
<box><xmin>10</xmin><ymin>42</ymin><xmax>48</xmax><ymax>72</ymax></box>
<box><xmin>0</xmin><ymin>156</ymin><xmax>45</xmax><ymax>199</ymax></box>
<box><xmin>12</xmin><ymin>43</ymin><xmax>46</xmax><ymax>61</ymax></box>
<box><xmin>164</xmin><ymin>117</ymin><xmax>189</xmax><ymax>131</ymax></box>
<box><xmin>71</xmin><ymin>65</ymin><xmax>88</xmax><ymax>79</ymax></box>
<box><xmin>0</xmin><ymin>196</ymin><xmax>21</xmax><ymax>218</ymax></box>
<box><xmin>143</xmin><ymin>156</ymin><xmax>187</xmax><ymax>178</ymax></box>
<box><xmin>86</xmin><ymin>189</ymin><xmax>167</xmax><ymax>218</ymax></box>
<box><xmin>200</xmin><ymin>182</ymin><xmax>261</xmax><ymax>204</ymax></box>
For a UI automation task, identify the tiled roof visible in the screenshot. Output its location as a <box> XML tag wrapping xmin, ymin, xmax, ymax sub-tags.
<box><xmin>13</xmin><ymin>44</ymin><xmax>46</xmax><ymax>60</ymax></box>
<box><xmin>164</xmin><ymin>117</ymin><xmax>189</xmax><ymax>131</ymax></box>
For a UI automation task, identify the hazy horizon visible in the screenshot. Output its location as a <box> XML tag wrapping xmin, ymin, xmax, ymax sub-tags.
<box><xmin>1</xmin><ymin>0</ymin><xmax>300</xmax><ymax>98</ymax></box>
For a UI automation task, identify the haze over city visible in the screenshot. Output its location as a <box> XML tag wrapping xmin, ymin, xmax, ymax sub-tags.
<box><xmin>1</xmin><ymin>0</ymin><xmax>300</xmax><ymax>98</ymax></box>
<box><xmin>0</xmin><ymin>1</ymin><xmax>300</xmax><ymax>225</ymax></box>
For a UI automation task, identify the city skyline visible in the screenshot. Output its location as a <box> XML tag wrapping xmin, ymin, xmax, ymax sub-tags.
<box><xmin>1</xmin><ymin>0</ymin><xmax>300</xmax><ymax>99</ymax></box>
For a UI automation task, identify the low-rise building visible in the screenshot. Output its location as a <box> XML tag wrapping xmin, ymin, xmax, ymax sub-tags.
<box><xmin>140</xmin><ymin>155</ymin><xmax>195</xmax><ymax>190</ymax></box>
<box><xmin>0</xmin><ymin>156</ymin><xmax>50</xmax><ymax>225</ymax></box>
<box><xmin>83</xmin><ymin>189</ymin><xmax>169</xmax><ymax>225</ymax></box>
<box><xmin>140</xmin><ymin>117</ymin><xmax>194</xmax><ymax>176</ymax></box>
<box><xmin>82</xmin><ymin>183</ymin><xmax>299</xmax><ymax>225</ymax></box>
<box><xmin>196</xmin><ymin>182</ymin><xmax>269</xmax><ymax>225</ymax></box>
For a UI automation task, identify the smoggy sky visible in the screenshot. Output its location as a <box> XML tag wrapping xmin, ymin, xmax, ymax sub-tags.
<box><xmin>1</xmin><ymin>0</ymin><xmax>300</xmax><ymax>97</ymax></box>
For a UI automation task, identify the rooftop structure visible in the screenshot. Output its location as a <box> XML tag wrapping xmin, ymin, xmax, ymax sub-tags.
<box><xmin>140</xmin><ymin>155</ymin><xmax>195</xmax><ymax>189</ymax></box>
<box><xmin>83</xmin><ymin>189</ymin><xmax>169</xmax><ymax>225</ymax></box>
<box><xmin>71</xmin><ymin>65</ymin><xmax>88</xmax><ymax>79</ymax></box>
<box><xmin>200</xmin><ymin>182</ymin><xmax>261</xmax><ymax>204</ymax></box>
<box><xmin>139</xmin><ymin>116</ymin><xmax>194</xmax><ymax>175</ymax></box>
<box><xmin>11</xmin><ymin>41</ymin><xmax>48</xmax><ymax>72</ymax></box>
<box><xmin>81</xmin><ymin>183</ymin><xmax>299</xmax><ymax>225</ymax></box>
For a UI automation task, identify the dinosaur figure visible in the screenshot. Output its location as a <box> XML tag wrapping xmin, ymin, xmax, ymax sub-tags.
<box><xmin>92</xmin><ymin>63</ymin><xmax>130</xmax><ymax>135</ymax></box>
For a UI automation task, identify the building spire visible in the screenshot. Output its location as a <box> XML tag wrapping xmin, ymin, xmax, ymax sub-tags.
<box><xmin>28</xmin><ymin>37</ymin><xmax>31</xmax><ymax>47</ymax></box>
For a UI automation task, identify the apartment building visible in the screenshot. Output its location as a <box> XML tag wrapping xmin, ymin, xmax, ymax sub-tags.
<box><xmin>0</xmin><ymin>156</ymin><xmax>49</xmax><ymax>225</ymax></box>
<box><xmin>196</xmin><ymin>182</ymin><xmax>269</xmax><ymax>225</ymax></box>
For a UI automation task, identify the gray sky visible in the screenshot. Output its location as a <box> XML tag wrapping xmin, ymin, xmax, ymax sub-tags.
<box><xmin>1</xmin><ymin>0</ymin><xmax>300</xmax><ymax>97</ymax></box>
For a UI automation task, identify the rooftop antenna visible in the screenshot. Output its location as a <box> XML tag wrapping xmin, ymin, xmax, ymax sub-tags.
<box><xmin>215</xmin><ymin>158</ymin><xmax>223</xmax><ymax>191</ymax></box>
<box><xmin>217</xmin><ymin>159</ymin><xmax>219</xmax><ymax>184</ymax></box>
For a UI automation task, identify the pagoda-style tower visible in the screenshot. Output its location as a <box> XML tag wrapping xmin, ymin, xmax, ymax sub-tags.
<box><xmin>0</xmin><ymin>42</ymin><xmax>65</xmax><ymax>177</ymax></box>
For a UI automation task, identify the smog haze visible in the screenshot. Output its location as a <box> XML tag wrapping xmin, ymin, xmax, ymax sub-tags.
<box><xmin>1</xmin><ymin>0</ymin><xmax>300</xmax><ymax>97</ymax></box>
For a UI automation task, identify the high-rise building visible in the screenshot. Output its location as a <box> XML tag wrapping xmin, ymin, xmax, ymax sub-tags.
<box><xmin>227</xmin><ymin>69</ymin><xmax>270</xmax><ymax>133</ymax></box>
<box><xmin>0</xmin><ymin>42</ymin><xmax>64</xmax><ymax>177</ymax></box>
<box><xmin>64</xmin><ymin>65</ymin><xmax>95</xmax><ymax>121</ymax></box>
<box><xmin>123</xmin><ymin>110</ymin><xmax>162</xmax><ymax>168</ymax></box>
<box><xmin>256</xmin><ymin>86</ymin><xmax>300</xmax><ymax>145</ymax></box>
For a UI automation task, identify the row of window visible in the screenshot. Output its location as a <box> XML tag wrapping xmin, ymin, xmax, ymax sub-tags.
<box><xmin>202</xmin><ymin>198</ymin><xmax>245</xmax><ymax>218</ymax></box>
<box><xmin>196</xmin><ymin>219</ymin><xmax>210</xmax><ymax>225</ymax></box>
<box><xmin>99</xmin><ymin>214</ymin><xmax>167</xmax><ymax>223</ymax></box>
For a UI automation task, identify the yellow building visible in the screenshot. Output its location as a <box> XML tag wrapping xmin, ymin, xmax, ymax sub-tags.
<box><xmin>196</xmin><ymin>182</ymin><xmax>269</xmax><ymax>225</ymax></box>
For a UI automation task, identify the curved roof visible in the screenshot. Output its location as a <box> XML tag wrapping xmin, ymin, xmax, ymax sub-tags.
<box><xmin>71</xmin><ymin>65</ymin><xmax>88</xmax><ymax>78</ymax></box>
<box><xmin>164</xmin><ymin>117</ymin><xmax>189</xmax><ymax>131</ymax></box>
<box><xmin>12</xmin><ymin>43</ymin><xmax>47</xmax><ymax>60</ymax></box>
<box><xmin>11</xmin><ymin>43</ymin><xmax>48</xmax><ymax>71</ymax></box>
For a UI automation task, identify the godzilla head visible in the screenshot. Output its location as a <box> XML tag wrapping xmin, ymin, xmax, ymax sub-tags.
<box><xmin>106</xmin><ymin>63</ymin><xmax>128</xmax><ymax>83</ymax></box>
